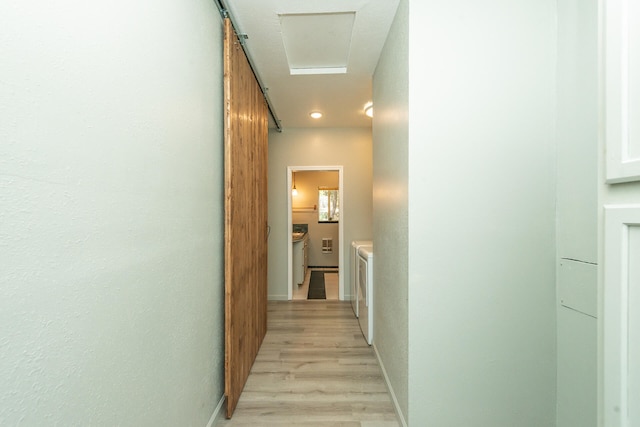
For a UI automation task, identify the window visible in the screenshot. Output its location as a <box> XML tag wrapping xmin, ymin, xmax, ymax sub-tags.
<box><xmin>318</xmin><ymin>188</ymin><xmax>339</xmax><ymax>222</ymax></box>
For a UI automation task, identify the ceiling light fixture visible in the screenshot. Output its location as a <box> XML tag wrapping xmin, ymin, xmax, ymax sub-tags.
<box><xmin>364</xmin><ymin>102</ymin><xmax>373</xmax><ymax>118</ymax></box>
<box><xmin>292</xmin><ymin>171</ymin><xmax>298</xmax><ymax>196</ymax></box>
<box><xmin>309</xmin><ymin>111</ymin><xmax>323</xmax><ymax>119</ymax></box>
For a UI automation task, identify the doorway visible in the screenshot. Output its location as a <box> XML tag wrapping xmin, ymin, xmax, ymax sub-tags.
<box><xmin>287</xmin><ymin>166</ymin><xmax>344</xmax><ymax>301</ymax></box>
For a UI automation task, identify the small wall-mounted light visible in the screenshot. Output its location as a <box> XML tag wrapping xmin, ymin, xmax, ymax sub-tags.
<box><xmin>364</xmin><ymin>102</ymin><xmax>373</xmax><ymax>118</ymax></box>
<box><xmin>309</xmin><ymin>111</ymin><xmax>323</xmax><ymax>119</ymax></box>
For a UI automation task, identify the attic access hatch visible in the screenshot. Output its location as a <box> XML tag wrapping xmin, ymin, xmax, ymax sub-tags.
<box><xmin>279</xmin><ymin>12</ymin><xmax>355</xmax><ymax>75</ymax></box>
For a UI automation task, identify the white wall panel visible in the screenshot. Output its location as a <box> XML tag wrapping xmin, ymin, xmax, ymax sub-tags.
<box><xmin>556</xmin><ymin>0</ymin><xmax>599</xmax><ymax>264</ymax></box>
<box><xmin>557</xmin><ymin>307</ymin><xmax>597</xmax><ymax>427</ymax></box>
<box><xmin>559</xmin><ymin>259</ymin><xmax>598</xmax><ymax>317</ymax></box>
<box><xmin>556</xmin><ymin>2</ymin><xmax>599</xmax><ymax>424</ymax></box>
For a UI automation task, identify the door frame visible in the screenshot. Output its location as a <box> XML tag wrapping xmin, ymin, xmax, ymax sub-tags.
<box><xmin>287</xmin><ymin>165</ymin><xmax>344</xmax><ymax>300</ymax></box>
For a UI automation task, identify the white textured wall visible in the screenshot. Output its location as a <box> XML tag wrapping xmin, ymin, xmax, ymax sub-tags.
<box><xmin>268</xmin><ymin>128</ymin><xmax>372</xmax><ymax>300</ymax></box>
<box><xmin>556</xmin><ymin>1</ymin><xmax>599</xmax><ymax>425</ymax></box>
<box><xmin>407</xmin><ymin>0</ymin><xmax>557</xmax><ymax>425</ymax></box>
<box><xmin>371</xmin><ymin>0</ymin><xmax>409</xmax><ymax>422</ymax></box>
<box><xmin>0</xmin><ymin>1</ymin><xmax>225</xmax><ymax>425</ymax></box>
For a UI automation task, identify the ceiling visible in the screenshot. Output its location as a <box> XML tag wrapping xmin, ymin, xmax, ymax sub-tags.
<box><xmin>223</xmin><ymin>0</ymin><xmax>400</xmax><ymax>129</ymax></box>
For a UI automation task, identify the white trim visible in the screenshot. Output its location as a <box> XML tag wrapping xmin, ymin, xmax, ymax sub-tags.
<box><xmin>373</xmin><ymin>344</ymin><xmax>407</xmax><ymax>427</ymax></box>
<box><xmin>287</xmin><ymin>165</ymin><xmax>345</xmax><ymax>301</ymax></box>
<box><xmin>603</xmin><ymin>204</ymin><xmax>640</xmax><ymax>427</ymax></box>
<box><xmin>605</xmin><ymin>0</ymin><xmax>640</xmax><ymax>183</ymax></box>
<box><xmin>206</xmin><ymin>395</ymin><xmax>226</xmax><ymax>427</ymax></box>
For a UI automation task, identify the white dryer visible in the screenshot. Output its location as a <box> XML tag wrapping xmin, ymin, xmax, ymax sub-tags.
<box><xmin>357</xmin><ymin>245</ymin><xmax>374</xmax><ymax>345</ymax></box>
<box><xmin>350</xmin><ymin>240</ymin><xmax>372</xmax><ymax>318</ymax></box>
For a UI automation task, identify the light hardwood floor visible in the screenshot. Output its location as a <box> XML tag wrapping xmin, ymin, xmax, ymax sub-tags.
<box><xmin>217</xmin><ymin>301</ymin><xmax>399</xmax><ymax>426</ymax></box>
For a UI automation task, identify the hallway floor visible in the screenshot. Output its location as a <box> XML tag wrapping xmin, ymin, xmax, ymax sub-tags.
<box><xmin>217</xmin><ymin>301</ymin><xmax>399</xmax><ymax>426</ymax></box>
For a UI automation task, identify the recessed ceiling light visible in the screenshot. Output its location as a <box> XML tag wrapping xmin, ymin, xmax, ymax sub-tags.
<box><xmin>310</xmin><ymin>111</ymin><xmax>323</xmax><ymax>119</ymax></box>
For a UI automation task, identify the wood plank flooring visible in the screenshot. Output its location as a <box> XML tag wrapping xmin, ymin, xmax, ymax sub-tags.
<box><xmin>217</xmin><ymin>301</ymin><xmax>399</xmax><ymax>427</ymax></box>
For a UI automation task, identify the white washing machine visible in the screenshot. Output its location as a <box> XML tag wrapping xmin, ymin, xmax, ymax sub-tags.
<box><xmin>350</xmin><ymin>240</ymin><xmax>372</xmax><ymax>318</ymax></box>
<box><xmin>357</xmin><ymin>245</ymin><xmax>374</xmax><ymax>345</ymax></box>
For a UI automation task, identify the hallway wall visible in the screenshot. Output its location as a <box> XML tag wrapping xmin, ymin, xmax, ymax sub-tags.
<box><xmin>373</xmin><ymin>0</ymin><xmax>558</xmax><ymax>425</ymax></box>
<box><xmin>268</xmin><ymin>128</ymin><xmax>372</xmax><ymax>300</ymax></box>
<box><xmin>407</xmin><ymin>1</ymin><xmax>558</xmax><ymax>423</ymax></box>
<box><xmin>407</xmin><ymin>0</ymin><xmax>557</xmax><ymax>424</ymax></box>
<box><xmin>372</xmin><ymin>0</ymin><xmax>410</xmax><ymax>422</ymax></box>
<box><xmin>0</xmin><ymin>1</ymin><xmax>226</xmax><ymax>425</ymax></box>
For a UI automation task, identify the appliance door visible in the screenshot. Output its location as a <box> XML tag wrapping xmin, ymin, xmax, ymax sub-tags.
<box><xmin>350</xmin><ymin>240</ymin><xmax>372</xmax><ymax>318</ymax></box>
<box><xmin>357</xmin><ymin>254</ymin><xmax>370</xmax><ymax>344</ymax></box>
<box><xmin>351</xmin><ymin>242</ymin><xmax>359</xmax><ymax>317</ymax></box>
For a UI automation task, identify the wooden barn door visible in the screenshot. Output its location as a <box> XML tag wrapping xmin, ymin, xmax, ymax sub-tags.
<box><xmin>223</xmin><ymin>18</ymin><xmax>268</xmax><ymax>418</ymax></box>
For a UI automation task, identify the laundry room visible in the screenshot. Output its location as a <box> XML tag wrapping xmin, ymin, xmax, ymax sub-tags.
<box><xmin>291</xmin><ymin>170</ymin><xmax>339</xmax><ymax>267</ymax></box>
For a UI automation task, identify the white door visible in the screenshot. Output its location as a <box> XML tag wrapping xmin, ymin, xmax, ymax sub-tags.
<box><xmin>601</xmin><ymin>1</ymin><xmax>640</xmax><ymax>425</ymax></box>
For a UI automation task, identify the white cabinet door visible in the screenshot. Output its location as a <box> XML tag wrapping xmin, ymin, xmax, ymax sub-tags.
<box><xmin>293</xmin><ymin>240</ymin><xmax>304</xmax><ymax>286</ymax></box>
<box><xmin>603</xmin><ymin>206</ymin><xmax>640</xmax><ymax>427</ymax></box>
<box><xmin>605</xmin><ymin>0</ymin><xmax>640</xmax><ymax>183</ymax></box>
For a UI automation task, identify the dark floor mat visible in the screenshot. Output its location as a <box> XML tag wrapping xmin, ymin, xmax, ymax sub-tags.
<box><xmin>307</xmin><ymin>271</ymin><xmax>326</xmax><ymax>299</ymax></box>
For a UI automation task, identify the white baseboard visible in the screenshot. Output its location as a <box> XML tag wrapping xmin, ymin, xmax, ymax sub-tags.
<box><xmin>267</xmin><ymin>294</ymin><xmax>289</xmax><ymax>301</ymax></box>
<box><xmin>206</xmin><ymin>394</ymin><xmax>225</xmax><ymax>427</ymax></box>
<box><xmin>373</xmin><ymin>344</ymin><xmax>408</xmax><ymax>427</ymax></box>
